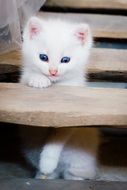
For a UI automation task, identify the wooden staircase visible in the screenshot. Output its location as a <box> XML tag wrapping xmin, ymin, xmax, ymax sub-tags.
<box><xmin>0</xmin><ymin>83</ymin><xmax>127</xmax><ymax>127</ymax></box>
<box><xmin>0</xmin><ymin>0</ymin><xmax>127</xmax><ymax>189</ymax></box>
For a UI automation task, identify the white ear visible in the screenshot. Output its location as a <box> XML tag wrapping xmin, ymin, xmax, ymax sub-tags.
<box><xmin>28</xmin><ymin>17</ymin><xmax>42</xmax><ymax>39</ymax></box>
<box><xmin>74</xmin><ymin>24</ymin><xmax>89</xmax><ymax>44</ymax></box>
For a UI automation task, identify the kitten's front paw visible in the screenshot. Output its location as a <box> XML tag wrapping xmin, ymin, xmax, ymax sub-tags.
<box><xmin>39</xmin><ymin>156</ymin><xmax>58</xmax><ymax>174</ymax></box>
<box><xmin>28</xmin><ymin>75</ymin><xmax>51</xmax><ymax>88</ymax></box>
<box><xmin>36</xmin><ymin>171</ymin><xmax>59</xmax><ymax>180</ymax></box>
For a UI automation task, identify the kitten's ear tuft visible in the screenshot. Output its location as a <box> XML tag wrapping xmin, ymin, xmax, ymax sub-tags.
<box><xmin>28</xmin><ymin>17</ymin><xmax>42</xmax><ymax>39</ymax></box>
<box><xmin>74</xmin><ymin>24</ymin><xmax>89</xmax><ymax>44</ymax></box>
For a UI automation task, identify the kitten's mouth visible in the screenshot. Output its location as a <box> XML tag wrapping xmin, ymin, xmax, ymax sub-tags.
<box><xmin>48</xmin><ymin>74</ymin><xmax>59</xmax><ymax>82</ymax></box>
<box><xmin>48</xmin><ymin>74</ymin><xmax>59</xmax><ymax>78</ymax></box>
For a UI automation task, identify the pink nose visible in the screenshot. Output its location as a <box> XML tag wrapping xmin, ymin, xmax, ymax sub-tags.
<box><xmin>49</xmin><ymin>69</ymin><xmax>58</xmax><ymax>76</ymax></box>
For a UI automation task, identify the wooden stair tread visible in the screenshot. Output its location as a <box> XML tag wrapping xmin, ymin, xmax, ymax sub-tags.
<box><xmin>0</xmin><ymin>48</ymin><xmax>127</xmax><ymax>82</ymax></box>
<box><xmin>0</xmin><ymin>83</ymin><xmax>127</xmax><ymax>127</ymax></box>
<box><xmin>39</xmin><ymin>12</ymin><xmax>127</xmax><ymax>39</ymax></box>
<box><xmin>90</xmin><ymin>48</ymin><xmax>127</xmax><ymax>72</ymax></box>
<box><xmin>0</xmin><ymin>50</ymin><xmax>21</xmax><ymax>74</ymax></box>
<box><xmin>1</xmin><ymin>178</ymin><xmax>127</xmax><ymax>190</ymax></box>
<box><xmin>45</xmin><ymin>0</ymin><xmax>127</xmax><ymax>10</ymax></box>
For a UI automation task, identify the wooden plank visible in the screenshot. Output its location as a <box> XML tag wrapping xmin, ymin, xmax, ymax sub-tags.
<box><xmin>88</xmin><ymin>48</ymin><xmax>127</xmax><ymax>82</ymax></box>
<box><xmin>89</xmin><ymin>48</ymin><xmax>127</xmax><ymax>72</ymax></box>
<box><xmin>0</xmin><ymin>83</ymin><xmax>127</xmax><ymax>127</ymax></box>
<box><xmin>39</xmin><ymin>12</ymin><xmax>127</xmax><ymax>39</ymax></box>
<box><xmin>0</xmin><ymin>178</ymin><xmax>127</xmax><ymax>190</ymax></box>
<box><xmin>46</xmin><ymin>0</ymin><xmax>127</xmax><ymax>10</ymax></box>
<box><xmin>0</xmin><ymin>50</ymin><xmax>20</xmax><ymax>74</ymax></box>
<box><xmin>0</xmin><ymin>48</ymin><xmax>127</xmax><ymax>82</ymax></box>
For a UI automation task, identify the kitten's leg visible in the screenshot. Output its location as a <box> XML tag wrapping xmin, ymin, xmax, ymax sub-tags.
<box><xmin>20</xmin><ymin>70</ymin><xmax>51</xmax><ymax>88</ymax></box>
<box><xmin>36</xmin><ymin>170</ymin><xmax>59</xmax><ymax>180</ymax></box>
<box><xmin>39</xmin><ymin>128</ymin><xmax>73</xmax><ymax>176</ymax></box>
<box><xmin>63</xmin><ymin>152</ymin><xmax>97</xmax><ymax>180</ymax></box>
<box><xmin>64</xmin><ymin>172</ymin><xmax>84</xmax><ymax>180</ymax></box>
<box><xmin>64</xmin><ymin>162</ymin><xmax>97</xmax><ymax>180</ymax></box>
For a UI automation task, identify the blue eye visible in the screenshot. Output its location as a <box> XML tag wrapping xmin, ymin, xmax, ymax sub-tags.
<box><xmin>39</xmin><ymin>54</ymin><xmax>48</xmax><ymax>62</ymax></box>
<box><xmin>61</xmin><ymin>57</ymin><xmax>70</xmax><ymax>63</ymax></box>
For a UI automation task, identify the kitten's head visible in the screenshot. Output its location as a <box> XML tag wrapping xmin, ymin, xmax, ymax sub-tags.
<box><xmin>23</xmin><ymin>17</ymin><xmax>92</xmax><ymax>81</ymax></box>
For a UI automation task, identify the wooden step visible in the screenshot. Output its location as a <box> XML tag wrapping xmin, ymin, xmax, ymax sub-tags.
<box><xmin>0</xmin><ymin>50</ymin><xmax>20</xmax><ymax>74</ymax></box>
<box><xmin>0</xmin><ymin>83</ymin><xmax>127</xmax><ymax>127</ymax></box>
<box><xmin>89</xmin><ymin>48</ymin><xmax>127</xmax><ymax>82</ymax></box>
<box><xmin>39</xmin><ymin>12</ymin><xmax>127</xmax><ymax>39</ymax></box>
<box><xmin>1</xmin><ymin>178</ymin><xmax>127</xmax><ymax>190</ymax></box>
<box><xmin>0</xmin><ymin>48</ymin><xmax>127</xmax><ymax>82</ymax></box>
<box><xmin>45</xmin><ymin>0</ymin><xmax>127</xmax><ymax>11</ymax></box>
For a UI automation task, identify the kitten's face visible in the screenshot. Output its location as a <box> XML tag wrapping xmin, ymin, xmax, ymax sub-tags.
<box><xmin>23</xmin><ymin>17</ymin><xmax>92</xmax><ymax>82</ymax></box>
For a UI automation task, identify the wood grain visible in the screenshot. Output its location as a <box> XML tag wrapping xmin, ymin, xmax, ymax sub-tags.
<box><xmin>0</xmin><ymin>83</ymin><xmax>127</xmax><ymax>127</ymax></box>
<box><xmin>46</xmin><ymin>0</ymin><xmax>127</xmax><ymax>10</ymax></box>
<box><xmin>0</xmin><ymin>50</ymin><xmax>20</xmax><ymax>74</ymax></box>
<box><xmin>0</xmin><ymin>48</ymin><xmax>127</xmax><ymax>82</ymax></box>
<box><xmin>39</xmin><ymin>12</ymin><xmax>127</xmax><ymax>39</ymax></box>
<box><xmin>0</xmin><ymin>178</ymin><xmax>127</xmax><ymax>190</ymax></box>
<box><xmin>88</xmin><ymin>48</ymin><xmax>127</xmax><ymax>81</ymax></box>
<box><xmin>89</xmin><ymin>48</ymin><xmax>127</xmax><ymax>73</ymax></box>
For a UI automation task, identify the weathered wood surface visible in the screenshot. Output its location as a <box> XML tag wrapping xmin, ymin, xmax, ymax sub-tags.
<box><xmin>46</xmin><ymin>0</ymin><xmax>127</xmax><ymax>10</ymax></box>
<box><xmin>1</xmin><ymin>178</ymin><xmax>127</xmax><ymax>190</ymax></box>
<box><xmin>0</xmin><ymin>48</ymin><xmax>127</xmax><ymax>82</ymax></box>
<box><xmin>88</xmin><ymin>48</ymin><xmax>127</xmax><ymax>82</ymax></box>
<box><xmin>89</xmin><ymin>48</ymin><xmax>127</xmax><ymax>73</ymax></box>
<box><xmin>0</xmin><ymin>50</ymin><xmax>20</xmax><ymax>74</ymax></box>
<box><xmin>0</xmin><ymin>83</ymin><xmax>127</xmax><ymax>127</ymax></box>
<box><xmin>39</xmin><ymin>12</ymin><xmax>127</xmax><ymax>39</ymax></box>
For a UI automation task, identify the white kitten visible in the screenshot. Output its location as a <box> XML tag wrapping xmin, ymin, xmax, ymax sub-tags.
<box><xmin>20</xmin><ymin>17</ymin><xmax>92</xmax><ymax>87</ymax></box>
<box><xmin>38</xmin><ymin>128</ymin><xmax>127</xmax><ymax>181</ymax></box>
<box><xmin>39</xmin><ymin>128</ymin><xmax>99</xmax><ymax>180</ymax></box>
<box><xmin>20</xmin><ymin>17</ymin><xmax>98</xmax><ymax>180</ymax></box>
<box><xmin>19</xmin><ymin>17</ymin><xmax>127</xmax><ymax>181</ymax></box>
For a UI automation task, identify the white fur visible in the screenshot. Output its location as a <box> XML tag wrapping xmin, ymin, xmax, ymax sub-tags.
<box><xmin>39</xmin><ymin>128</ymin><xmax>99</xmax><ymax>180</ymax></box>
<box><xmin>20</xmin><ymin>17</ymin><xmax>92</xmax><ymax>88</ymax></box>
<box><xmin>39</xmin><ymin>128</ymin><xmax>73</xmax><ymax>175</ymax></box>
<box><xmin>39</xmin><ymin>144</ymin><xmax>61</xmax><ymax>174</ymax></box>
<box><xmin>20</xmin><ymin>17</ymin><xmax>97</xmax><ymax>180</ymax></box>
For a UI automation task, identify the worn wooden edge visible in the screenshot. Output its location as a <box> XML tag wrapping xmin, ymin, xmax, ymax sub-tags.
<box><xmin>0</xmin><ymin>48</ymin><xmax>127</xmax><ymax>82</ymax></box>
<box><xmin>38</xmin><ymin>12</ymin><xmax>127</xmax><ymax>39</ymax></box>
<box><xmin>0</xmin><ymin>178</ymin><xmax>127</xmax><ymax>190</ymax></box>
<box><xmin>45</xmin><ymin>0</ymin><xmax>127</xmax><ymax>11</ymax></box>
<box><xmin>0</xmin><ymin>83</ymin><xmax>127</xmax><ymax>127</ymax></box>
<box><xmin>89</xmin><ymin>48</ymin><xmax>127</xmax><ymax>72</ymax></box>
<box><xmin>0</xmin><ymin>50</ymin><xmax>21</xmax><ymax>74</ymax></box>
